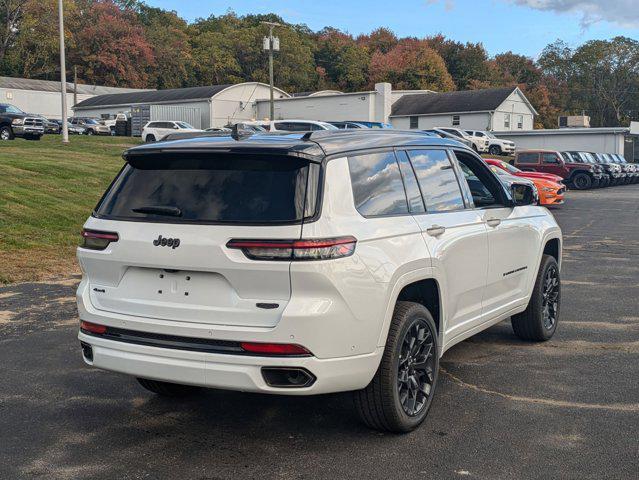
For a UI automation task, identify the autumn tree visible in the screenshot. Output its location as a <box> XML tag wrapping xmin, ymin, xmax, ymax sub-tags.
<box><xmin>69</xmin><ymin>0</ymin><xmax>154</xmax><ymax>88</ymax></box>
<box><xmin>369</xmin><ymin>39</ymin><xmax>454</xmax><ymax>92</ymax></box>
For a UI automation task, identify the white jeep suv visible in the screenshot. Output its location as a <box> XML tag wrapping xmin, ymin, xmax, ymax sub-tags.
<box><xmin>142</xmin><ymin>121</ymin><xmax>202</xmax><ymax>142</ymax></box>
<box><xmin>466</xmin><ymin>130</ymin><xmax>516</xmax><ymax>156</ymax></box>
<box><xmin>437</xmin><ymin>127</ymin><xmax>489</xmax><ymax>153</ymax></box>
<box><xmin>76</xmin><ymin>130</ymin><xmax>562</xmax><ymax>432</ymax></box>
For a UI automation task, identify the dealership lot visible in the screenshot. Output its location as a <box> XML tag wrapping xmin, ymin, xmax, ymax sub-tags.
<box><xmin>1</xmin><ymin>186</ymin><xmax>638</xmax><ymax>479</ymax></box>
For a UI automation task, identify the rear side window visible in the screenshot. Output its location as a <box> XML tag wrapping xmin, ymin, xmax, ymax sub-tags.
<box><xmin>517</xmin><ymin>153</ymin><xmax>539</xmax><ymax>164</ymax></box>
<box><xmin>347</xmin><ymin>151</ymin><xmax>409</xmax><ymax>216</ymax></box>
<box><xmin>407</xmin><ymin>149</ymin><xmax>465</xmax><ymax>212</ymax></box>
<box><xmin>96</xmin><ymin>154</ymin><xmax>316</xmax><ymax>224</ymax></box>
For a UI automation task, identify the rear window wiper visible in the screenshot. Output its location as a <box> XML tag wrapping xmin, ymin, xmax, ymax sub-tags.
<box><xmin>132</xmin><ymin>205</ymin><xmax>182</xmax><ymax>217</ymax></box>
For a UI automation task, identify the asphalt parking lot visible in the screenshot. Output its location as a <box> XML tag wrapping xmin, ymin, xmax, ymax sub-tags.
<box><xmin>1</xmin><ymin>185</ymin><xmax>638</xmax><ymax>480</ymax></box>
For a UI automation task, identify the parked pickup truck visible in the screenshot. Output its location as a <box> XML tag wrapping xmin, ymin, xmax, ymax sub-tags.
<box><xmin>0</xmin><ymin>103</ymin><xmax>44</xmax><ymax>140</ymax></box>
<box><xmin>513</xmin><ymin>149</ymin><xmax>603</xmax><ymax>190</ymax></box>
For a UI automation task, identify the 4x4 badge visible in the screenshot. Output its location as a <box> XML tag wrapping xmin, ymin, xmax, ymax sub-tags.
<box><xmin>153</xmin><ymin>235</ymin><xmax>180</xmax><ymax>249</ymax></box>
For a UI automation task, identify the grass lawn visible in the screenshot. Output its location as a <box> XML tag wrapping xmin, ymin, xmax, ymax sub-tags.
<box><xmin>0</xmin><ymin>135</ymin><xmax>141</xmax><ymax>284</ymax></box>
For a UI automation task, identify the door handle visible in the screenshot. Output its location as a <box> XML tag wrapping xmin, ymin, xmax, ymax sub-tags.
<box><xmin>486</xmin><ymin>218</ymin><xmax>501</xmax><ymax>227</ymax></box>
<box><xmin>426</xmin><ymin>225</ymin><xmax>446</xmax><ymax>237</ymax></box>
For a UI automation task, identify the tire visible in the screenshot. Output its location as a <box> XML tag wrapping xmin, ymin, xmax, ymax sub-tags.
<box><xmin>472</xmin><ymin>143</ymin><xmax>479</xmax><ymax>152</ymax></box>
<box><xmin>488</xmin><ymin>145</ymin><xmax>502</xmax><ymax>155</ymax></box>
<box><xmin>86</xmin><ymin>129</ymin><xmax>94</xmax><ymax>135</ymax></box>
<box><xmin>145</xmin><ymin>134</ymin><xmax>156</xmax><ymax>143</ymax></box>
<box><xmin>136</xmin><ymin>378</ymin><xmax>200</xmax><ymax>397</ymax></box>
<box><xmin>0</xmin><ymin>125</ymin><xmax>14</xmax><ymax>140</ymax></box>
<box><xmin>572</xmin><ymin>172</ymin><xmax>592</xmax><ymax>190</ymax></box>
<box><xmin>511</xmin><ymin>254</ymin><xmax>560</xmax><ymax>341</ymax></box>
<box><xmin>354</xmin><ymin>301</ymin><xmax>439</xmax><ymax>433</ymax></box>
<box><xmin>592</xmin><ymin>178</ymin><xmax>600</xmax><ymax>188</ymax></box>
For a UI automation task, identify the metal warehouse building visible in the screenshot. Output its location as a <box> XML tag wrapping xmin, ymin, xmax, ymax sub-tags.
<box><xmin>496</xmin><ymin>127</ymin><xmax>638</xmax><ymax>161</ymax></box>
<box><xmin>0</xmin><ymin>76</ymin><xmax>147</xmax><ymax>119</ymax></box>
<box><xmin>73</xmin><ymin>82</ymin><xmax>289</xmax><ymax>130</ymax></box>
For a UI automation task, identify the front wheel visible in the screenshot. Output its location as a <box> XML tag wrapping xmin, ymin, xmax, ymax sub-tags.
<box><xmin>136</xmin><ymin>378</ymin><xmax>201</xmax><ymax>397</ymax></box>
<box><xmin>488</xmin><ymin>145</ymin><xmax>502</xmax><ymax>155</ymax></box>
<box><xmin>145</xmin><ymin>134</ymin><xmax>156</xmax><ymax>142</ymax></box>
<box><xmin>572</xmin><ymin>172</ymin><xmax>592</xmax><ymax>190</ymax></box>
<box><xmin>0</xmin><ymin>126</ymin><xmax>14</xmax><ymax>140</ymax></box>
<box><xmin>86</xmin><ymin>129</ymin><xmax>94</xmax><ymax>135</ymax></box>
<box><xmin>511</xmin><ymin>254</ymin><xmax>560</xmax><ymax>341</ymax></box>
<box><xmin>354</xmin><ymin>302</ymin><xmax>439</xmax><ymax>433</ymax></box>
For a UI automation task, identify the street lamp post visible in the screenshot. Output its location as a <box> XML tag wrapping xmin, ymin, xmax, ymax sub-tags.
<box><xmin>261</xmin><ymin>21</ymin><xmax>281</xmax><ymax>121</ymax></box>
<box><xmin>58</xmin><ymin>0</ymin><xmax>68</xmax><ymax>143</ymax></box>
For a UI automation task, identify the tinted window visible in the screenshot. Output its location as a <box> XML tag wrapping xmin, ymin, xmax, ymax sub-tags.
<box><xmin>517</xmin><ymin>153</ymin><xmax>539</xmax><ymax>164</ymax></box>
<box><xmin>542</xmin><ymin>153</ymin><xmax>560</xmax><ymax>164</ymax></box>
<box><xmin>396</xmin><ymin>151</ymin><xmax>425</xmax><ymax>213</ymax></box>
<box><xmin>97</xmin><ymin>154</ymin><xmax>314</xmax><ymax>224</ymax></box>
<box><xmin>348</xmin><ymin>152</ymin><xmax>409</xmax><ymax>216</ymax></box>
<box><xmin>407</xmin><ymin>149</ymin><xmax>465</xmax><ymax>213</ymax></box>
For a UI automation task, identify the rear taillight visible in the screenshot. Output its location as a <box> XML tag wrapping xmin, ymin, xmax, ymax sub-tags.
<box><xmin>226</xmin><ymin>236</ymin><xmax>357</xmax><ymax>261</ymax></box>
<box><xmin>240</xmin><ymin>342</ymin><xmax>311</xmax><ymax>356</ymax></box>
<box><xmin>80</xmin><ymin>320</ymin><xmax>107</xmax><ymax>334</ymax></box>
<box><xmin>81</xmin><ymin>229</ymin><xmax>118</xmax><ymax>250</ymax></box>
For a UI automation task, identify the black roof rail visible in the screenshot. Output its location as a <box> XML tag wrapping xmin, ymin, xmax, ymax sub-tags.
<box><xmin>301</xmin><ymin>128</ymin><xmax>434</xmax><ymax>141</ymax></box>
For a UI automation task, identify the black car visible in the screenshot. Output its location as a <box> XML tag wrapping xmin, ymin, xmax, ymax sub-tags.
<box><xmin>0</xmin><ymin>103</ymin><xmax>44</xmax><ymax>141</ymax></box>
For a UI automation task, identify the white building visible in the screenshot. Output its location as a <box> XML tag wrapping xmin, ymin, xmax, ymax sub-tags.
<box><xmin>496</xmin><ymin>127</ymin><xmax>634</xmax><ymax>158</ymax></box>
<box><xmin>73</xmin><ymin>82</ymin><xmax>290</xmax><ymax>129</ymax></box>
<box><xmin>390</xmin><ymin>87</ymin><xmax>537</xmax><ymax>132</ymax></box>
<box><xmin>0</xmin><ymin>76</ymin><xmax>148</xmax><ymax>119</ymax></box>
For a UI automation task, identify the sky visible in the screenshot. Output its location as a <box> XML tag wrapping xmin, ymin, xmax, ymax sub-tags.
<box><xmin>147</xmin><ymin>0</ymin><xmax>638</xmax><ymax>58</ymax></box>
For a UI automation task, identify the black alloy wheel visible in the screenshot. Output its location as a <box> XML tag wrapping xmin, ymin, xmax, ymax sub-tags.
<box><xmin>541</xmin><ymin>264</ymin><xmax>560</xmax><ymax>330</ymax></box>
<box><xmin>398</xmin><ymin>319</ymin><xmax>436</xmax><ymax>417</ymax></box>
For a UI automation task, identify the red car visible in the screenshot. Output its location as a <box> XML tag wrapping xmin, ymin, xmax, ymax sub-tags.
<box><xmin>484</xmin><ymin>158</ymin><xmax>564</xmax><ymax>184</ymax></box>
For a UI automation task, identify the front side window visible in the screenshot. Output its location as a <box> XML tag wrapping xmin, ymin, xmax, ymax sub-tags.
<box><xmin>452</xmin><ymin>115</ymin><xmax>460</xmax><ymax>126</ymax></box>
<box><xmin>542</xmin><ymin>153</ymin><xmax>560</xmax><ymax>164</ymax></box>
<box><xmin>409</xmin><ymin>116</ymin><xmax>418</xmax><ymax>129</ymax></box>
<box><xmin>0</xmin><ymin>104</ymin><xmax>24</xmax><ymax>114</ymax></box>
<box><xmin>454</xmin><ymin>151</ymin><xmax>506</xmax><ymax>208</ymax></box>
<box><xmin>407</xmin><ymin>149</ymin><xmax>465</xmax><ymax>213</ymax></box>
<box><xmin>348</xmin><ymin>151</ymin><xmax>409</xmax><ymax>217</ymax></box>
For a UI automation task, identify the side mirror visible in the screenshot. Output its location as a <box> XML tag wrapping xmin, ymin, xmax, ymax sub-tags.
<box><xmin>511</xmin><ymin>183</ymin><xmax>537</xmax><ymax>206</ymax></box>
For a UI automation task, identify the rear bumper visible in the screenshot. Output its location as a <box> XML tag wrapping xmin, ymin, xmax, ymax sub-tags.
<box><xmin>78</xmin><ymin>330</ymin><xmax>382</xmax><ymax>395</ymax></box>
<box><xmin>75</xmin><ymin>277</ymin><xmax>383</xmax><ymax>394</ymax></box>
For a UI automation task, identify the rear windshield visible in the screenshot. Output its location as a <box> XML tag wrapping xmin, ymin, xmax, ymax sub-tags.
<box><xmin>96</xmin><ymin>154</ymin><xmax>318</xmax><ymax>224</ymax></box>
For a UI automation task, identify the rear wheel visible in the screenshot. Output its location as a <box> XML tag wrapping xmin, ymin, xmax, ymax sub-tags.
<box><xmin>145</xmin><ymin>134</ymin><xmax>156</xmax><ymax>142</ymax></box>
<box><xmin>511</xmin><ymin>254</ymin><xmax>560</xmax><ymax>341</ymax></box>
<box><xmin>354</xmin><ymin>301</ymin><xmax>439</xmax><ymax>433</ymax></box>
<box><xmin>472</xmin><ymin>144</ymin><xmax>479</xmax><ymax>153</ymax></box>
<box><xmin>572</xmin><ymin>172</ymin><xmax>592</xmax><ymax>190</ymax></box>
<box><xmin>136</xmin><ymin>378</ymin><xmax>200</xmax><ymax>397</ymax></box>
<box><xmin>86</xmin><ymin>129</ymin><xmax>94</xmax><ymax>135</ymax></box>
<box><xmin>488</xmin><ymin>145</ymin><xmax>502</xmax><ymax>155</ymax></box>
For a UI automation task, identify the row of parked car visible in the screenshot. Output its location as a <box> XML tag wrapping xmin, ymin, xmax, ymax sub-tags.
<box><xmin>512</xmin><ymin>150</ymin><xmax>637</xmax><ymax>190</ymax></box>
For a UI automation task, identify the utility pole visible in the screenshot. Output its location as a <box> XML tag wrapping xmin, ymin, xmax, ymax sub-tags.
<box><xmin>57</xmin><ymin>0</ymin><xmax>68</xmax><ymax>143</ymax></box>
<box><xmin>261</xmin><ymin>21</ymin><xmax>281</xmax><ymax>120</ymax></box>
<box><xmin>73</xmin><ymin>66</ymin><xmax>77</xmax><ymax>106</ymax></box>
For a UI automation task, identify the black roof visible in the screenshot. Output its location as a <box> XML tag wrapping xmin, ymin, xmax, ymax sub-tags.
<box><xmin>391</xmin><ymin>87</ymin><xmax>517</xmax><ymax>116</ymax></box>
<box><xmin>74</xmin><ymin>85</ymin><xmax>232</xmax><ymax>109</ymax></box>
<box><xmin>123</xmin><ymin>130</ymin><xmax>467</xmax><ymax>163</ymax></box>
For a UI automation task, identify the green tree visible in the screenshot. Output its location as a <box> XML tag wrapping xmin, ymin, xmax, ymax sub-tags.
<box><xmin>315</xmin><ymin>28</ymin><xmax>369</xmax><ymax>90</ymax></box>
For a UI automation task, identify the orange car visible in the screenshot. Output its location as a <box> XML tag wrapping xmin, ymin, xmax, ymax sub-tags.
<box><xmin>489</xmin><ymin>166</ymin><xmax>565</xmax><ymax>206</ymax></box>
